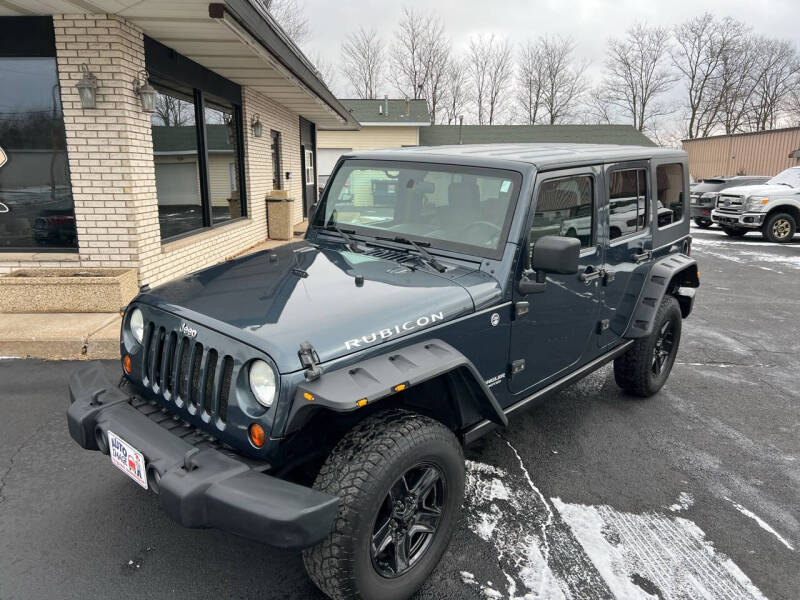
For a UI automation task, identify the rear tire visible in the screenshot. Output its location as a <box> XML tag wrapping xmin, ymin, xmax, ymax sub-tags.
<box><xmin>614</xmin><ymin>295</ymin><xmax>682</xmax><ymax>398</ymax></box>
<box><xmin>763</xmin><ymin>212</ymin><xmax>796</xmax><ymax>243</ymax></box>
<box><xmin>303</xmin><ymin>409</ymin><xmax>464</xmax><ymax>600</ymax></box>
<box><xmin>721</xmin><ymin>226</ymin><xmax>747</xmax><ymax>238</ymax></box>
<box><xmin>693</xmin><ymin>218</ymin><xmax>712</xmax><ymax>229</ymax></box>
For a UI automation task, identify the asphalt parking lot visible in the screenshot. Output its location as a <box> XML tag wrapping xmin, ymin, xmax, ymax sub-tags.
<box><xmin>1</xmin><ymin>224</ymin><xmax>798</xmax><ymax>600</ymax></box>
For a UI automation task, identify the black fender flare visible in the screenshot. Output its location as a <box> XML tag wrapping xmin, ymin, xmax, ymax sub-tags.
<box><xmin>625</xmin><ymin>253</ymin><xmax>699</xmax><ymax>339</ymax></box>
<box><xmin>287</xmin><ymin>339</ymin><xmax>508</xmax><ymax>434</ymax></box>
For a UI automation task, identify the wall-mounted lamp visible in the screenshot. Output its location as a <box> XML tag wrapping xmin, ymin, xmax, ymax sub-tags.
<box><xmin>134</xmin><ymin>70</ymin><xmax>157</xmax><ymax>113</ymax></box>
<box><xmin>75</xmin><ymin>63</ymin><xmax>98</xmax><ymax>109</ymax></box>
<box><xmin>251</xmin><ymin>114</ymin><xmax>263</xmax><ymax>137</ymax></box>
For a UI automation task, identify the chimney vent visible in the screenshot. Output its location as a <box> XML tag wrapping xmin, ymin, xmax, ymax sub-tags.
<box><xmin>384</xmin><ymin>95</ymin><xmax>389</xmax><ymax>117</ymax></box>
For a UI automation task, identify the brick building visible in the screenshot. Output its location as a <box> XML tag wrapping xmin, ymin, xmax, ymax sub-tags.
<box><xmin>0</xmin><ymin>2</ymin><xmax>357</xmax><ymax>290</ymax></box>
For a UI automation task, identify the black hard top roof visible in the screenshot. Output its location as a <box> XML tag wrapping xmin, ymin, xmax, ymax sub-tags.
<box><xmin>341</xmin><ymin>143</ymin><xmax>686</xmax><ymax>171</ymax></box>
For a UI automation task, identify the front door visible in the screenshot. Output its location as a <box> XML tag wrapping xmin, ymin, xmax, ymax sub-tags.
<box><xmin>597</xmin><ymin>162</ymin><xmax>654</xmax><ymax>349</ymax></box>
<box><xmin>508</xmin><ymin>167</ymin><xmax>604</xmax><ymax>395</ymax></box>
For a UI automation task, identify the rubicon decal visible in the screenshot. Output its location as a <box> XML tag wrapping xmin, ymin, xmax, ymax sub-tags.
<box><xmin>345</xmin><ymin>312</ymin><xmax>444</xmax><ymax>350</ymax></box>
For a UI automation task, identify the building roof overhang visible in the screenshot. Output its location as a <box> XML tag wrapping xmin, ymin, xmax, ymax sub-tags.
<box><xmin>0</xmin><ymin>0</ymin><xmax>359</xmax><ymax>130</ymax></box>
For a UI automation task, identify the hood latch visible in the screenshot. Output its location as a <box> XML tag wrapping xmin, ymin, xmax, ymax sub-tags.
<box><xmin>299</xmin><ymin>341</ymin><xmax>322</xmax><ymax>381</ymax></box>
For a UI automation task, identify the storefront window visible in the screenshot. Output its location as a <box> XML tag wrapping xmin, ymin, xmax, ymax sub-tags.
<box><xmin>0</xmin><ymin>44</ymin><xmax>77</xmax><ymax>250</ymax></box>
<box><xmin>204</xmin><ymin>100</ymin><xmax>241</xmax><ymax>223</ymax></box>
<box><xmin>149</xmin><ymin>83</ymin><xmax>246</xmax><ymax>241</ymax></box>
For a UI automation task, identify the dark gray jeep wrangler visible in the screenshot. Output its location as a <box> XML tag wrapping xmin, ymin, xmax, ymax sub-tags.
<box><xmin>67</xmin><ymin>143</ymin><xmax>699</xmax><ymax>600</ymax></box>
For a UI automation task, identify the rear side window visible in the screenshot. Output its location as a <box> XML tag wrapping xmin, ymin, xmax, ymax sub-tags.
<box><xmin>608</xmin><ymin>169</ymin><xmax>647</xmax><ymax>240</ymax></box>
<box><xmin>531</xmin><ymin>175</ymin><xmax>594</xmax><ymax>248</ymax></box>
<box><xmin>656</xmin><ymin>163</ymin><xmax>685</xmax><ymax>227</ymax></box>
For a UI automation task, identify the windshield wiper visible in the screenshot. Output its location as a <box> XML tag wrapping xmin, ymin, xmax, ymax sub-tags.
<box><xmin>376</xmin><ymin>236</ymin><xmax>447</xmax><ymax>273</ymax></box>
<box><xmin>322</xmin><ymin>225</ymin><xmax>363</xmax><ymax>253</ymax></box>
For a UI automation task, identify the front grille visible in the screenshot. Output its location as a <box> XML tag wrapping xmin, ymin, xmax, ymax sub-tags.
<box><xmin>141</xmin><ymin>322</ymin><xmax>233</xmax><ymax>425</ymax></box>
<box><xmin>716</xmin><ymin>194</ymin><xmax>744</xmax><ymax>214</ymax></box>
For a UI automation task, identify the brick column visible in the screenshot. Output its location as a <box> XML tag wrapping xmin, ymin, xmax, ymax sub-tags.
<box><xmin>54</xmin><ymin>14</ymin><xmax>158</xmax><ymax>273</ymax></box>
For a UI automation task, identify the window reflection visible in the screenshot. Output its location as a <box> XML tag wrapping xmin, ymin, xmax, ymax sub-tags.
<box><xmin>150</xmin><ymin>87</ymin><xmax>203</xmax><ymax>240</ymax></box>
<box><xmin>204</xmin><ymin>102</ymin><xmax>241</xmax><ymax>223</ymax></box>
<box><xmin>609</xmin><ymin>169</ymin><xmax>648</xmax><ymax>240</ymax></box>
<box><xmin>0</xmin><ymin>57</ymin><xmax>77</xmax><ymax>250</ymax></box>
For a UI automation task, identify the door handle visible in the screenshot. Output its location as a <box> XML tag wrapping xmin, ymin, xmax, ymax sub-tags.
<box><xmin>632</xmin><ymin>249</ymin><xmax>652</xmax><ymax>263</ymax></box>
<box><xmin>579</xmin><ymin>265</ymin><xmax>603</xmax><ymax>283</ymax></box>
<box><xmin>0</xmin><ymin>202</ymin><xmax>8</xmax><ymax>214</ymax></box>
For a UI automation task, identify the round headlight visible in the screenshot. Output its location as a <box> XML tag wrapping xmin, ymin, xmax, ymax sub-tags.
<box><xmin>249</xmin><ymin>360</ymin><xmax>276</xmax><ymax>408</ymax></box>
<box><xmin>129</xmin><ymin>308</ymin><xmax>144</xmax><ymax>344</ymax></box>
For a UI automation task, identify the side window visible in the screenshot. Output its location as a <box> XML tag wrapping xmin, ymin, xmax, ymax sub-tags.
<box><xmin>531</xmin><ymin>175</ymin><xmax>594</xmax><ymax>248</ymax></box>
<box><xmin>656</xmin><ymin>163</ymin><xmax>685</xmax><ymax>227</ymax></box>
<box><xmin>608</xmin><ymin>169</ymin><xmax>648</xmax><ymax>240</ymax></box>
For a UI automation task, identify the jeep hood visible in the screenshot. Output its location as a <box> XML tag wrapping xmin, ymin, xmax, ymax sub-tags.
<box><xmin>136</xmin><ymin>241</ymin><xmax>495</xmax><ymax>373</ymax></box>
<box><xmin>719</xmin><ymin>183</ymin><xmax>798</xmax><ymax>197</ymax></box>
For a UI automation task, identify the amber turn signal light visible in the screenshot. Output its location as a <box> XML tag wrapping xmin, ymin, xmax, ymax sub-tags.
<box><xmin>249</xmin><ymin>423</ymin><xmax>266</xmax><ymax>448</ymax></box>
<box><xmin>123</xmin><ymin>354</ymin><xmax>132</xmax><ymax>373</ymax></box>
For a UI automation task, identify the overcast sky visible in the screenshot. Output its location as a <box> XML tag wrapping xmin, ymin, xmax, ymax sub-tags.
<box><xmin>300</xmin><ymin>0</ymin><xmax>800</xmax><ymax>99</ymax></box>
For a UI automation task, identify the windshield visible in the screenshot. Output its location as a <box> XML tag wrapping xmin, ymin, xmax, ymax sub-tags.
<box><xmin>314</xmin><ymin>159</ymin><xmax>523</xmax><ymax>257</ymax></box>
<box><xmin>768</xmin><ymin>167</ymin><xmax>800</xmax><ymax>188</ymax></box>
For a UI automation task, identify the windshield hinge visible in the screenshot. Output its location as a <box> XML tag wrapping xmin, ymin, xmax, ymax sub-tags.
<box><xmin>299</xmin><ymin>341</ymin><xmax>322</xmax><ymax>381</ymax></box>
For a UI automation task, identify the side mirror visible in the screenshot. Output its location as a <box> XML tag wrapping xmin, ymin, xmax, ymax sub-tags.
<box><xmin>519</xmin><ymin>235</ymin><xmax>580</xmax><ymax>295</ymax></box>
<box><xmin>532</xmin><ymin>235</ymin><xmax>580</xmax><ymax>274</ymax></box>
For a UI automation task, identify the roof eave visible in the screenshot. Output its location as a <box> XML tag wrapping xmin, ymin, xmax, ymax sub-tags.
<box><xmin>216</xmin><ymin>0</ymin><xmax>359</xmax><ymax>130</ymax></box>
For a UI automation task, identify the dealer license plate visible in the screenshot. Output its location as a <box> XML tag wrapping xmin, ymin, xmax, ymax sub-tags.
<box><xmin>108</xmin><ymin>431</ymin><xmax>148</xmax><ymax>489</ymax></box>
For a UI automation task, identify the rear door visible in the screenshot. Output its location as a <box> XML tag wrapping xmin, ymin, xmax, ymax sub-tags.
<box><xmin>597</xmin><ymin>161</ymin><xmax>653</xmax><ymax>349</ymax></box>
<box><xmin>508</xmin><ymin>166</ymin><xmax>604</xmax><ymax>395</ymax></box>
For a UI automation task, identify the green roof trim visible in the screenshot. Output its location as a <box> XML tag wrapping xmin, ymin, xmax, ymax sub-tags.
<box><xmin>419</xmin><ymin>124</ymin><xmax>655</xmax><ymax>147</ymax></box>
<box><xmin>338</xmin><ymin>99</ymin><xmax>430</xmax><ymax>125</ymax></box>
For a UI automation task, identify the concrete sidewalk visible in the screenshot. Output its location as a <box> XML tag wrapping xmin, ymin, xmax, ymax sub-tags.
<box><xmin>0</xmin><ymin>313</ymin><xmax>120</xmax><ymax>360</ymax></box>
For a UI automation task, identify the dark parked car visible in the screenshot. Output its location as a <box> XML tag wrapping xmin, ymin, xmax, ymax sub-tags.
<box><xmin>690</xmin><ymin>175</ymin><xmax>769</xmax><ymax>228</ymax></box>
<box><xmin>66</xmin><ymin>144</ymin><xmax>699</xmax><ymax>600</ymax></box>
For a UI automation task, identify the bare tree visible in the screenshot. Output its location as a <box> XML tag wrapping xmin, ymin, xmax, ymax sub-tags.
<box><xmin>541</xmin><ymin>37</ymin><xmax>588</xmax><ymax>124</ymax></box>
<box><xmin>266</xmin><ymin>0</ymin><xmax>310</xmax><ymax>44</ymax></box>
<box><xmin>716</xmin><ymin>32</ymin><xmax>760</xmax><ymax>134</ymax></box>
<box><xmin>598</xmin><ymin>23</ymin><xmax>676</xmax><ymax>132</ymax></box>
<box><xmin>441</xmin><ymin>57</ymin><xmax>470</xmax><ymax>125</ymax></box>
<box><xmin>748</xmin><ymin>38</ymin><xmax>800</xmax><ymax>131</ymax></box>
<box><xmin>310</xmin><ymin>51</ymin><xmax>338</xmax><ymax>90</ymax></box>
<box><xmin>390</xmin><ymin>8</ymin><xmax>443</xmax><ymax>100</ymax></box>
<box><xmin>340</xmin><ymin>27</ymin><xmax>385</xmax><ymax>99</ymax></box>
<box><xmin>422</xmin><ymin>41</ymin><xmax>451</xmax><ymax>124</ymax></box>
<box><xmin>517</xmin><ymin>40</ymin><xmax>546</xmax><ymax>124</ymax></box>
<box><xmin>468</xmin><ymin>34</ymin><xmax>513</xmax><ymax>125</ymax></box>
<box><xmin>152</xmin><ymin>95</ymin><xmax>192</xmax><ymax>127</ymax></box>
<box><xmin>671</xmin><ymin>14</ymin><xmax>744</xmax><ymax>138</ymax></box>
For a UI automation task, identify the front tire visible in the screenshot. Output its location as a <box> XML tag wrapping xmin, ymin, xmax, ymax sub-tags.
<box><xmin>614</xmin><ymin>295</ymin><xmax>682</xmax><ymax>397</ymax></box>
<box><xmin>763</xmin><ymin>212</ymin><xmax>796</xmax><ymax>243</ymax></box>
<box><xmin>303</xmin><ymin>409</ymin><xmax>464</xmax><ymax>600</ymax></box>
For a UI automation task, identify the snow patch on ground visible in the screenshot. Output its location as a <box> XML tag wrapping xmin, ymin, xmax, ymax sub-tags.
<box><xmin>668</xmin><ymin>491</ymin><xmax>694</xmax><ymax>512</ymax></box>
<box><xmin>727</xmin><ymin>498</ymin><xmax>795</xmax><ymax>551</ymax></box>
<box><xmin>553</xmin><ymin>498</ymin><xmax>769</xmax><ymax>600</ymax></box>
<box><xmin>463</xmin><ymin>448</ymin><xmax>769</xmax><ymax>600</ymax></box>
<box><xmin>464</xmin><ymin>457</ymin><xmax>568</xmax><ymax>600</ymax></box>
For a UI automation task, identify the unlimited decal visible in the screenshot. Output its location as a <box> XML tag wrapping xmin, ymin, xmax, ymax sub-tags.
<box><xmin>345</xmin><ymin>312</ymin><xmax>444</xmax><ymax>350</ymax></box>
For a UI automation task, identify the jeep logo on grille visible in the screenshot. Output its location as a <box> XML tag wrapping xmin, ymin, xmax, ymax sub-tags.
<box><xmin>180</xmin><ymin>322</ymin><xmax>197</xmax><ymax>338</ymax></box>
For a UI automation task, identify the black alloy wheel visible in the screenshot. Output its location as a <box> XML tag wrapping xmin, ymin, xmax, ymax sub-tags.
<box><xmin>371</xmin><ymin>463</ymin><xmax>446</xmax><ymax>578</ymax></box>
<box><xmin>652</xmin><ymin>320</ymin><xmax>675</xmax><ymax>376</ymax></box>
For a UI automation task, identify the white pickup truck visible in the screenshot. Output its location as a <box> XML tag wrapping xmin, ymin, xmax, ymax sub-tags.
<box><xmin>711</xmin><ymin>166</ymin><xmax>800</xmax><ymax>242</ymax></box>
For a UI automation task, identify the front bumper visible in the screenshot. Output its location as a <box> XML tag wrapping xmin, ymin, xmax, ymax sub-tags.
<box><xmin>66</xmin><ymin>363</ymin><xmax>337</xmax><ymax>549</ymax></box>
<box><xmin>711</xmin><ymin>210</ymin><xmax>765</xmax><ymax>229</ymax></box>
